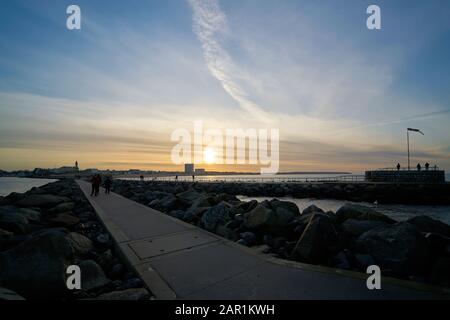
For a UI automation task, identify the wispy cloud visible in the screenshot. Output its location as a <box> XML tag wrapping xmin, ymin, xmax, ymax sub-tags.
<box><xmin>187</xmin><ymin>0</ymin><xmax>270</xmax><ymax>122</ymax></box>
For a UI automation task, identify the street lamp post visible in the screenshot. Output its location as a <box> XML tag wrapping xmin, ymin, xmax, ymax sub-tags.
<box><xmin>407</xmin><ymin>128</ymin><xmax>424</xmax><ymax>170</ymax></box>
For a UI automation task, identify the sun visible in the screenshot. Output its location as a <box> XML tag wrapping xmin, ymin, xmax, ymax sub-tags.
<box><xmin>203</xmin><ymin>148</ymin><xmax>216</xmax><ymax>164</ymax></box>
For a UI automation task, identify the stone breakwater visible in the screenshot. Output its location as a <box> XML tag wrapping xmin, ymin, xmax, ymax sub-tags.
<box><xmin>0</xmin><ymin>179</ymin><xmax>152</xmax><ymax>300</ymax></box>
<box><xmin>169</xmin><ymin>180</ymin><xmax>450</xmax><ymax>205</ymax></box>
<box><xmin>113</xmin><ymin>180</ymin><xmax>450</xmax><ymax>288</ymax></box>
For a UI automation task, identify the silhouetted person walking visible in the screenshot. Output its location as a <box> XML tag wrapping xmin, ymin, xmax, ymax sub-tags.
<box><xmin>396</xmin><ymin>163</ymin><xmax>401</xmax><ymax>171</ymax></box>
<box><xmin>104</xmin><ymin>177</ymin><xmax>112</xmax><ymax>194</ymax></box>
<box><xmin>93</xmin><ymin>174</ymin><xmax>101</xmax><ymax>196</ymax></box>
<box><xmin>417</xmin><ymin>163</ymin><xmax>421</xmax><ymax>171</ymax></box>
<box><xmin>425</xmin><ymin>162</ymin><xmax>430</xmax><ymax>171</ymax></box>
<box><xmin>90</xmin><ymin>175</ymin><xmax>96</xmax><ymax>196</ymax></box>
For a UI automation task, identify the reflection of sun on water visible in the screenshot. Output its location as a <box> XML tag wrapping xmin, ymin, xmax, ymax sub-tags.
<box><xmin>203</xmin><ymin>148</ymin><xmax>216</xmax><ymax>164</ymax></box>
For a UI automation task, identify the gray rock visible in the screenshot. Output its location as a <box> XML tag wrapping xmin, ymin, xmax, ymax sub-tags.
<box><xmin>95</xmin><ymin>288</ymin><xmax>150</xmax><ymax>300</ymax></box>
<box><xmin>97</xmin><ymin>249</ymin><xmax>114</xmax><ymax>270</ymax></box>
<box><xmin>48</xmin><ymin>213</ymin><xmax>80</xmax><ymax>227</ymax></box>
<box><xmin>239</xmin><ymin>231</ymin><xmax>257</xmax><ymax>246</ymax></box>
<box><xmin>357</xmin><ymin>222</ymin><xmax>428</xmax><ymax>277</ymax></box>
<box><xmin>270</xmin><ymin>199</ymin><xmax>300</xmax><ymax>216</ymax></box>
<box><xmin>119</xmin><ymin>277</ymin><xmax>144</xmax><ymax>290</ymax></box>
<box><xmin>244</xmin><ymin>201</ymin><xmax>297</xmax><ymax>235</ymax></box>
<box><xmin>0</xmin><ymin>230</ymin><xmax>74</xmax><ymax>298</ymax></box>
<box><xmin>0</xmin><ymin>208</ymin><xmax>29</xmax><ymax>234</ymax></box>
<box><xmin>189</xmin><ymin>196</ymin><xmax>213</xmax><ymax>211</ymax></box>
<box><xmin>15</xmin><ymin>194</ymin><xmax>70</xmax><ymax>208</ymax></box>
<box><xmin>236</xmin><ymin>239</ymin><xmax>248</xmax><ymax>246</ymax></box>
<box><xmin>0</xmin><ymin>287</ymin><xmax>26</xmax><ymax>300</ymax></box>
<box><xmin>200</xmin><ymin>202</ymin><xmax>233</xmax><ymax>232</ymax></box>
<box><xmin>215</xmin><ymin>225</ymin><xmax>238</xmax><ymax>241</ymax></box>
<box><xmin>407</xmin><ymin>216</ymin><xmax>450</xmax><ymax>237</ymax></box>
<box><xmin>291</xmin><ymin>214</ymin><xmax>338</xmax><ymax>263</ymax></box>
<box><xmin>176</xmin><ymin>189</ymin><xmax>203</xmax><ymax>205</ymax></box>
<box><xmin>16</xmin><ymin>208</ymin><xmax>41</xmax><ymax>223</ymax></box>
<box><xmin>47</xmin><ymin>202</ymin><xmax>76</xmax><ymax>214</ymax></box>
<box><xmin>109</xmin><ymin>263</ymin><xmax>124</xmax><ymax>279</ymax></box>
<box><xmin>233</xmin><ymin>200</ymin><xmax>258</xmax><ymax>214</ymax></box>
<box><xmin>66</xmin><ymin>232</ymin><xmax>94</xmax><ymax>256</ymax></box>
<box><xmin>96</xmin><ymin>233</ymin><xmax>111</xmax><ymax>245</ymax></box>
<box><xmin>342</xmin><ymin>219</ymin><xmax>388</xmax><ymax>237</ymax></box>
<box><xmin>244</xmin><ymin>202</ymin><xmax>276</xmax><ymax>232</ymax></box>
<box><xmin>302</xmin><ymin>205</ymin><xmax>324</xmax><ymax>215</ymax></box>
<box><xmin>149</xmin><ymin>194</ymin><xmax>179</xmax><ymax>212</ymax></box>
<box><xmin>336</xmin><ymin>204</ymin><xmax>396</xmax><ymax>224</ymax></box>
<box><xmin>79</xmin><ymin>260</ymin><xmax>111</xmax><ymax>291</ymax></box>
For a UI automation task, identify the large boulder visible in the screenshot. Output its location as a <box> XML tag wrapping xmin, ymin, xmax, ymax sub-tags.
<box><xmin>0</xmin><ymin>230</ymin><xmax>74</xmax><ymax>298</ymax></box>
<box><xmin>336</xmin><ymin>204</ymin><xmax>396</xmax><ymax>224</ymax></box>
<box><xmin>233</xmin><ymin>200</ymin><xmax>258</xmax><ymax>214</ymax></box>
<box><xmin>189</xmin><ymin>196</ymin><xmax>213</xmax><ymax>211</ymax></box>
<box><xmin>66</xmin><ymin>232</ymin><xmax>94</xmax><ymax>256</ymax></box>
<box><xmin>200</xmin><ymin>202</ymin><xmax>234</xmax><ymax>232</ymax></box>
<box><xmin>302</xmin><ymin>205</ymin><xmax>324</xmax><ymax>215</ymax></box>
<box><xmin>342</xmin><ymin>219</ymin><xmax>388</xmax><ymax>237</ymax></box>
<box><xmin>244</xmin><ymin>200</ymin><xmax>297</xmax><ymax>235</ymax></box>
<box><xmin>176</xmin><ymin>189</ymin><xmax>203</xmax><ymax>206</ymax></box>
<box><xmin>0</xmin><ymin>208</ymin><xmax>29</xmax><ymax>234</ymax></box>
<box><xmin>148</xmin><ymin>194</ymin><xmax>179</xmax><ymax>212</ymax></box>
<box><xmin>48</xmin><ymin>213</ymin><xmax>80</xmax><ymax>228</ymax></box>
<box><xmin>407</xmin><ymin>216</ymin><xmax>450</xmax><ymax>237</ymax></box>
<box><xmin>79</xmin><ymin>260</ymin><xmax>111</xmax><ymax>292</ymax></box>
<box><xmin>15</xmin><ymin>194</ymin><xmax>70</xmax><ymax>208</ymax></box>
<box><xmin>356</xmin><ymin>222</ymin><xmax>429</xmax><ymax>277</ymax></box>
<box><xmin>47</xmin><ymin>202</ymin><xmax>76</xmax><ymax>215</ymax></box>
<box><xmin>270</xmin><ymin>199</ymin><xmax>300</xmax><ymax>216</ymax></box>
<box><xmin>291</xmin><ymin>214</ymin><xmax>339</xmax><ymax>263</ymax></box>
<box><xmin>244</xmin><ymin>202</ymin><xmax>276</xmax><ymax>233</ymax></box>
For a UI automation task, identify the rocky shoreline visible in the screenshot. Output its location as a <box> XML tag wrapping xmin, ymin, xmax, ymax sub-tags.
<box><xmin>113</xmin><ymin>180</ymin><xmax>450</xmax><ymax>289</ymax></box>
<box><xmin>0</xmin><ymin>179</ymin><xmax>152</xmax><ymax>300</ymax></box>
<box><xmin>134</xmin><ymin>180</ymin><xmax>450</xmax><ymax>205</ymax></box>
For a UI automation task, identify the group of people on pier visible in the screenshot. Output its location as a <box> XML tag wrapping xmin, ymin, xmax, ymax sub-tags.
<box><xmin>396</xmin><ymin>162</ymin><xmax>436</xmax><ymax>171</ymax></box>
<box><xmin>90</xmin><ymin>174</ymin><xmax>112</xmax><ymax>196</ymax></box>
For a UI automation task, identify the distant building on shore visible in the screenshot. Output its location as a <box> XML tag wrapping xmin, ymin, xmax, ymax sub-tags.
<box><xmin>195</xmin><ymin>168</ymin><xmax>206</xmax><ymax>174</ymax></box>
<box><xmin>185</xmin><ymin>163</ymin><xmax>194</xmax><ymax>174</ymax></box>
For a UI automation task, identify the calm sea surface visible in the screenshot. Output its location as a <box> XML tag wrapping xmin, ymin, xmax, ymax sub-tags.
<box><xmin>0</xmin><ymin>177</ymin><xmax>57</xmax><ymax>196</ymax></box>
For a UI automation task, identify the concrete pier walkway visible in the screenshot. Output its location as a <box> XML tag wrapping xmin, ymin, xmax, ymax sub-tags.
<box><xmin>77</xmin><ymin>180</ymin><xmax>447</xmax><ymax>300</ymax></box>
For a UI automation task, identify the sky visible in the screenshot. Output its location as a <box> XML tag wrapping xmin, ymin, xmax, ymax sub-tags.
<box><xmin>0</xmin><ymin>0</ymin><xmax>450</xmax><ymax>173</ymax></box>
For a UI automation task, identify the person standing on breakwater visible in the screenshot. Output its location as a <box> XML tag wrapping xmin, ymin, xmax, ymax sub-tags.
<box><xmin>90</xmin><ymin>175</ymin><xmax>96</xmax><ymax>196</ymax></box>
<box><xmin>397</xmin><ymin>163</ymin><xmax>401</xmax><ymax>171</ymax></box>
<box><xmin>95</xmin><ymin>174</ymin><xmax>102</xmax><ymax>196</ymax></box>
<box><xmin>425</xmin><ymin>162</ymin><xmax>430</xmax><ymax>170</ymax></box>
<box><xmin>417</xmin><ymin>163</ymin><xmax>421</xmax><ymax>171</ymax></box>
<box><xmin>104</xmin><ymin>176</ymin><xmax>112</xmax><ymax>194</ymax></box>
<box><xmin>90</xmin><ymin>174</ymin><xmax>101</xmax><ymax>196</ymax></box>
